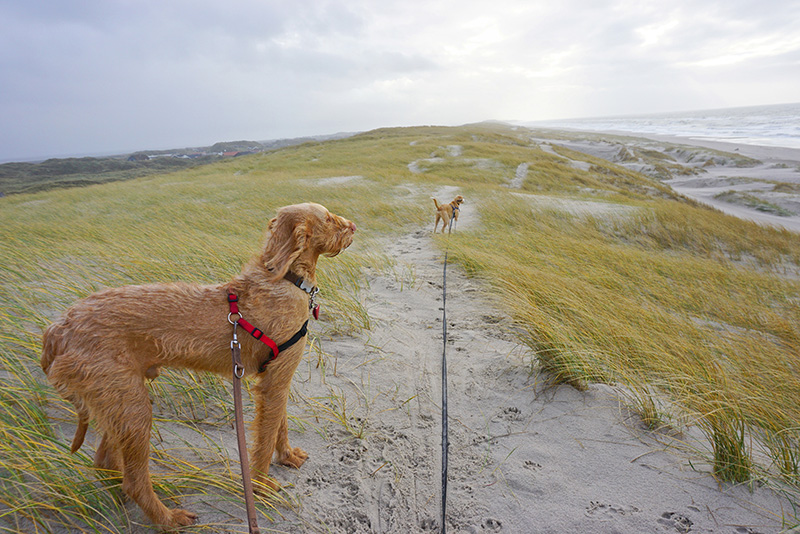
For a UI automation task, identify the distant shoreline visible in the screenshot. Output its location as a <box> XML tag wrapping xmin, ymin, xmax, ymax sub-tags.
<box><xmin>539</xmin><ymin>127</ymin><xmax>800</xmax><ymax>233</ymax></box>
<box><xmin>607</xmin><ymin>131</ymin><xmax>800</xmax><ymax>165</ymax></box>
<box><xmin>531</xmin><ymin>125</ymin><xmax>800</xmax><ymax>165</ymax></box>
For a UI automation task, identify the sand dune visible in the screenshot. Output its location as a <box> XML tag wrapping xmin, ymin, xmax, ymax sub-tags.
<box><xmin>114</xmin><ymin>135</ymin><xmax>800</xmax><ymax>533</ymax></box>
<box><xmin>223</xmin><ymin>181</ymin><xmax>796</xmax><ymax>533</ymax></box>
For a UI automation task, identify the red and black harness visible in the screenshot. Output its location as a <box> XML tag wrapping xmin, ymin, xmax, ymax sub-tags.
<box><xmin>227</xmin><ymin>273</ymin><xmax>319</xmax><ymax>373</ymax></box>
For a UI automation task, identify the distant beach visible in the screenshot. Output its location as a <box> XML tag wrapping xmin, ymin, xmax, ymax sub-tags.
<box><xmin>527</xmin><ymin>102</ymin><xmax>800</xmax><ymax>150</ymax></box>
<box><xmin>522</xmin><ymin>103</ymin><xmax>800</xmax><ymax>233</ymax></box>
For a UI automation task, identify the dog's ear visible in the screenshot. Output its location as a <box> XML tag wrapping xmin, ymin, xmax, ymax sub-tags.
<box><xmin>262</xmin><ymin>207</ymin><xmax>311</xmax><ymax>281</ymax></box>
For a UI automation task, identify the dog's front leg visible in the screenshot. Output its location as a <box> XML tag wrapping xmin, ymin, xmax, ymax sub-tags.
<box><xmin>250</xmin><ymin>380</ymin><xmax>285</xmax><ymax>492</ymax></box>
<box><xmin>249</xmin><ymin>360</ymin><xmax>306</xmax><ymax>492</ymax></box>
<box><xmin>275</xmin><ymin>412</ymin><xmax>308</xmax><ymax>468</ymax></box>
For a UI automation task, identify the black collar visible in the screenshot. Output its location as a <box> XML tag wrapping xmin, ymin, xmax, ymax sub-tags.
<box><xmin>283</xmin><ymin>271</ymin><xmax>318</xmax><ymax>297</ymax></box>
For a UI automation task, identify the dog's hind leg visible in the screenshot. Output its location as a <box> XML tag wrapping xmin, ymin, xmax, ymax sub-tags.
<box><xmin>103</xmin><ymin>376</ymin><xmax>197</xmax><ymax>529</ymax></box>
<box><xmin>94</xmin><ymin>433</ymin><xmax>123</xmax><ymax>473</ymax></box>
<box><xmin>89</xmin><ymin>432</ymin><xmax>125</xmax><ymax>499</ymax></box>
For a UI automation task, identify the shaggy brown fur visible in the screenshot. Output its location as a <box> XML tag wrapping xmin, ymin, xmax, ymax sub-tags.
<box><xmin>41</xmin><ymin>203</ymin><xmax>355</xmax><ymax>530</ymax></box>
<box><xmin>432</xmin><ymin>195</ymin><xmax>465</xmax><ymax>233</ymax></box>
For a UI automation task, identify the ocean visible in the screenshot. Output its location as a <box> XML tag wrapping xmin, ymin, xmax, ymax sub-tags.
<box><xmin>529</xmin><ymin>102</ymin><xmax>800</xmax><ymax>150</ymax></box>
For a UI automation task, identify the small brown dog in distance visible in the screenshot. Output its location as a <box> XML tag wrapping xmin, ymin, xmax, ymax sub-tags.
<box><xmin>433</xmin><ymin>195</ymin><xmax>465</xmax><ymax>233</ymax></box>
<box><xmin>41</xmin><ymin>203</ymin><xmax>355</xmax><ymax>530</ymax></box>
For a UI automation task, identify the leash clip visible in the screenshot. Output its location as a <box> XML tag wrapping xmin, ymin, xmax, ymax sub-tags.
<box><xmin>231</xmin><ymin>320</ymin><xmax>245</xmax><ymax>378</ymax></box>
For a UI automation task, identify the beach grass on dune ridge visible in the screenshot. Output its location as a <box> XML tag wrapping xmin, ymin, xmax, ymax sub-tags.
<box><xmin>2</xmin><ymin>124</ymin><xmax>800</xmax><ymax>530</ymax></box>
<box><xmin>445</xmin><ymin>193</ymin><xmax>800</xmax><ymax>491</ymax></box>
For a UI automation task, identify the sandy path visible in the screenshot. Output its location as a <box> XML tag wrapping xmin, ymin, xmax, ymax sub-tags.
<box><xmin>254</xmin><ymin>191</ymin><xmax>794</xmax><ymax>534</ymax></box>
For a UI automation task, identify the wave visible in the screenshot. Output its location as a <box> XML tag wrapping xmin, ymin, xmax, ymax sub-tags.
<box><xmin>529</xmin><ymin>102</ymin><xmax>800</xmax><ymax>150</ymax></box>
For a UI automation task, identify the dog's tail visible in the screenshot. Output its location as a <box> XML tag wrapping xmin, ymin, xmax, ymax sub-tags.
<box><xmin>40</xmin><ymin>320</ymin><xmax>64</xmax><ymax>375</ymax></box>
<box><xmin>71</xmin><ymin>417</ymin><xmax>89</xmax><ymax>453</ymax></box>
<box><xmin>432</xmin><ymin>198</ymin><xmax>440</xmax><ymax>209</ymax></box>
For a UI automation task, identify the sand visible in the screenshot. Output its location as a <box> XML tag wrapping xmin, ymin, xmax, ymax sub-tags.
<box><xmin>110</xmin><ymin>137</ymin><xmax>800</xmax><ymax>532</ymax></box>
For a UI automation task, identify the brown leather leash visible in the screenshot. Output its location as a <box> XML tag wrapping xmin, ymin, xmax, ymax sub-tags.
<box><xmin>230</xmin><ymin>321</ymin><xmax>261</xmax><ymax>534</ymax></box>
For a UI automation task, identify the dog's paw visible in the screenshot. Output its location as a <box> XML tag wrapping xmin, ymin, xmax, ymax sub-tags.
<box><xmin>163</xmin><ymin>508</ymin><xmax>197</xmax><ymax>530</ymax></box>
<box><xmin>279</xmin><ymin>447</ymin><xmax>309</xmax><ymax>468</ymax></box>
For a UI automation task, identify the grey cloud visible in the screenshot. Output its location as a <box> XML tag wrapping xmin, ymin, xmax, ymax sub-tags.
<box><xmin>0</xmin><ymin>0</ymin><xmax>798</xmax><ymax>161</ymax></box>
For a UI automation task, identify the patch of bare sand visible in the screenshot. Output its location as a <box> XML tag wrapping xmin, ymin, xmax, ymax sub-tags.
<box><xmin>302</xmin><ymin>175</ymin><xmax>365</xmax><ymax>186</ymax></box>
<box><xmin>512</xmin><ymin>191</ymin><xmax>639</xmax><ymax>219</ymax></box>
<box><xmin>538</xmin><ymin>143</ymin><xmax>592</xmax><ymax>172</ymax></box>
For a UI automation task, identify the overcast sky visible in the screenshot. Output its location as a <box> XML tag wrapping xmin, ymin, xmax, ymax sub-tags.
<box><xmin>1</xmin><ymin>0</ymin><xmax>798</xmax><ymax>161</ymax></box>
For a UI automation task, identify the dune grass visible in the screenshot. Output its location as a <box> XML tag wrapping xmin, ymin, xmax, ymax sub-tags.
<box><xmin>446</xmin><ymin>192</ymin><xmax>800</xmax><ymax>492</ymax></box>
<box><xmin>2</xmin><ymin>123</ymin><xmax>800</xmax><ymax>529</ymax></box>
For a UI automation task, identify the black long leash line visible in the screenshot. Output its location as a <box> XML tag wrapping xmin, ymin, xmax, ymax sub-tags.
<box><xmin>440</xmin><ymin>215</ymin><xmax>455</xmax><ymax>533</ymax></box>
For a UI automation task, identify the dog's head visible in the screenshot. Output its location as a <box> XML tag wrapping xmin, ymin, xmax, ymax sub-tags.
<box><xmin>453</xmin><ymin>195</ymin><xmax>465</xmax><ymax>206</ymax></box>
<box><xmin>263</xmin><ymin>203</ymin><xmax>356</xmax><ymax>280</ymax></box>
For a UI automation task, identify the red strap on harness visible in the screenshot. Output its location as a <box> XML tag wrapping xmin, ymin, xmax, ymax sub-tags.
<box><xmin>228</xmin><ymin>294</ymin><xmax>280</xmax><ymax>359</ymax></box>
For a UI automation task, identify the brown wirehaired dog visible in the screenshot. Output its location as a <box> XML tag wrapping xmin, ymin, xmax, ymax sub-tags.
<box><xmin>40</xmin><ymin>203</ymin><xmax>356</xmax><ymax>529</ymax></box>
<box><xmin>432</xmin><ymin>195</ymin><xmax>465</xmax><ymax>233</ymax></box>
